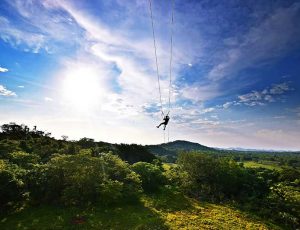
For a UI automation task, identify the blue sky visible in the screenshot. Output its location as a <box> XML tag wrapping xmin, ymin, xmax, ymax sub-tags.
<box><xmin>0</xmin><ymin>0</ymin><xmax>300</xmax><ymax>150</ymax></box>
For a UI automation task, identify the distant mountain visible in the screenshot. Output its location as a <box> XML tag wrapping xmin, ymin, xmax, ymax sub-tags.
<box><xmin>215</xmin><ymin>147</ymin><xmax>299</xmax><ymax>152</ymax></box>
<box><xmin>146</xmin><ymin>140</ymin><xmax>214</xmax><ymax>161</ymax></box>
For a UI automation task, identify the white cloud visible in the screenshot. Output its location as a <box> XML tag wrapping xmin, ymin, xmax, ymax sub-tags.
<box><xmin>0</xmin><ymin>67</ymin><xmax>8</xmax><ymax>72</ymax></box>
<box><xmin>208</xmin><ymin>3</ymin><xmax>300</xmax><ymax>81</ymax></box>
<box><xmin>0</xmin><ymin>85</ymin><xmax>17</xmax><ymax>97</ymax></box>
<box><xmin>269</xmin><ymin>82</ymin><xmax>290</xmax><ymax>95</ymax></box>
<box><xmin>223</xmin><ymin>82</ymin><xmax>292</xmax><ymax>108</ymax></box>
<box><xmin>181</xmin><ymin>83</ymin><xmax>222</xmax><ymax>102</ymax></box>
<box><xmin>239</xmin><ymin>91</ymin><xmax>263</xmax><ymax>103</ymax></box>
<box><xmin>48</xmin><ymin>1</ymin><xmax>175</xmax><ymax>116</ymax></box>
<box><xmin>273</xmin><ymin>116</ymin><xmax>286</xmax><ymax>119</ymax></box>
<box><xmin>0</xmin><ymin>16</ymin><xmax>46</xmax><ymax>53</ymax></box>
<box><xmin>44</xmin><ymin>97</ymin><xmax>53</xmax><ymax>102</ymax></box>
<box><xmin>202</xmin><ymin>107</ymin><xmax>215</xmax><ymax>113</ymax></box>
<box><xmin>1</xmin><ymin>0</ymin><xmax>83</xmax><ymax>53</ymax></box>
<box><xmin>223</xmin><ymin>101</ymin><xmax>234</xmax><ymax>109</ymax></box>
<box><xmin>18</xmin><ymin>85</ymin><xmax>24</xmax><ymax>88</ymax></box>
<box><xmin>2</xmin><ymin>0</ymin><xmax>208</xmax><ymax>126</ymax></box>
<box><xmin>264</xmin><ymin>95</ymin><xmax>274</xmax><ymax>102</ymax></box>
<box><xmin>255</xmin><ymin>129</ymin><xmax>300</xmax><ymax>149</ymax></box>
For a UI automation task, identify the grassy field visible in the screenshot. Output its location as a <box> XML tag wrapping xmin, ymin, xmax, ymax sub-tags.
<box><xmin>0</xmin><ymin>188</ymin><xmax>281</xmax><ymax>230</ymax></box>
<box><xmin>243</xmin><ymin>161</ymin><xmax>283</xmax><ymax>171</ymax></box>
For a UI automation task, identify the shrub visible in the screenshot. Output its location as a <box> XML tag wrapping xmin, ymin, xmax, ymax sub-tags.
<box><xmin>131</xmin><ymin>162</ymin><xmax>166</xmax><ymax>192</ymax></box>
<box><xmin>7</xmin><ymin>151</ymin><xmax>40</xmax><ymax>169</ymax></box>
<box><xmin>267</xmin><ymin>182</ymin><xmax>300</xmax><ymax>228</ymax></box>
<box><xmin>279</xmin><ymin>168</ymin><xmax>300</xmax><ymax>183</ymax></box>
<box><xmin>177</xmin><ymin>152</ymin><xmax>265</xmax><ymax>201</ymax></box>
<box><xmin>116</xmin><ymin>144</ymin><xmax>156</xmax><ymax>164</ymax></box>
<box><xmin>0</xmin><ymin>160</ymin><xmax>28</xmax><ymax>213</ymax></box>
<box><xmin>28</xmin><ymin>153</ymin><xmax>141</xmax><ymax>206</ymax></box>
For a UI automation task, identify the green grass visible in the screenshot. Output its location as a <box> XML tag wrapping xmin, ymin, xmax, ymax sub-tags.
<box><xmin>0</xmin><ymin>188</ymin><xmax>281</xmax><ymax>230</ymax></box>
<box><xmin>243</xmin><ymin>161</ymin><xmax>283</xmax><ymax>171</ymax></box>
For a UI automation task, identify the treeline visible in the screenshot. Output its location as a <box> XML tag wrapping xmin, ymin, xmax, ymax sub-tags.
<box><xmin>148</xmin><ymin>139</ymin><xmax>300</xmax><ymax>168</ymax></box>
<box><xmin>0</xmin><ymin>123</ymin><xmax>299</xmax><ymax>229</ymax></box>
<box><xmin>213</xmin><ymin>150</ymin><xmax>300</xmax><ymax>168</ymax></box>
<box><xmin>153</xmin><ymin>144</ymin><xmax>300</xmax><ymax>168</ymax></box>
<box><xmin>176</xmin><ymin>153</ymin><xmax>299</xmax><ymax>228</ymax></box>
<box><xmin>0</xmin><ymin>123</ymin><xmax>156</xmax><ymax>163</ymax></box>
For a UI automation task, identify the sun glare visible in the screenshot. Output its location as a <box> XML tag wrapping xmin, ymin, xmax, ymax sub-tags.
<box><xmin>62</xmin><ymin>67</ymin><xmax>103</xmax><ymax>110</ymax></box>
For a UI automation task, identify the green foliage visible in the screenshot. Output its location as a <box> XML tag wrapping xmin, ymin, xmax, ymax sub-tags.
<box><xmin>243</xmin><ymin>161</ymin><xmax>283</xmax><ymax>171</ymax></box>
<box><xmin>0</xmin><ymin>160</ymin><xmax>28</xmax><ymax>213</ymax></box>
<box><xmin>0</xmin><ymin>189</ymin><xmax>277</xmax><ymax>230</ymax></box>
<box><xmin>264</xmin><ymin>182</ymin><xmax>300</xmax><ymax>228</ymax></box>
<box><xmin>279</xmin><ymin>168</ymin><xmax>300</xmax><ymax>183</ymax></box>
<box><xmin>176</xmin><ymin>152</ymin><xmax>300</xmax><ymax>229</ymax></box>
<box><xmin>116</xmin><ymin>144</ymin><xmax>156</xmax><ymax>164</ymax></box>
<box><xmin>77</xmin><ymin>137</ymin><xmax>96</xmax><ymax>148</ymax></box>
<box><xmin>177</xmin><ymin>152</ymin><xmax>256</xmax><ymax>201</ymax></box>
<box><xmin>0</xmin><ymin>139</ymin><xmax>21</xmax><ymax>158</ymax></box>
<box><xmin>28</xmin><ymin>153</ymin><xmax>141</xmax><ymax>206</ymax></box>
<box><xmin>0</xmin><ymin>122</ymin><xmax>299</xmax><ymax>229</ymax></box>
<box><xmin>164</xmin><ymin>164</ymin><xmax>188</xmax><ymax>187</ymax></box>
<box><xmin>7</xmin><ymin>151</ymin><xmax>40</xmax><ymax>169</ymax></box>
<box><xmin>131</xmin><ymin>162</ymin><xmax>166</xmax><ymax>192</ymax></box>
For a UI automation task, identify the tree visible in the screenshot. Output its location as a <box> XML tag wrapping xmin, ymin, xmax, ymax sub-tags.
<box><xmin>131</xmin><ymin>162</ymin><xmax>166</xmax><ymax>192</ymax></box>
<box><xmin>116</xmin><ymin>144</ymin><xmax>156</xmax><ymax>164</ymax></box>
<box><xmin>61</xmin><ymin>135</ymin><xmax>68</xmax><ymax>141</ymax></box>
<box><xmin>8</xmin><ymin>151</ymin><xmax>40</xmax><ymax>169</ymax></box>
<box><xmin>28</xmin><ymin>153</ymin><xmax>141</xmax><ymax>206</ymax></box>
<box><xmin>177</xmin><ymin>152</ymin><xmax>265</xmax><ymax>201</ymax></box>
<box><xmin>0</xmin><ymin>160</ymin><xmax>27</xmax><ymax>213</ymax></box>
<box><xmin>279</xmin><ymin>168</ymin><xmax>300</xmax><ymax>183</ymax></box>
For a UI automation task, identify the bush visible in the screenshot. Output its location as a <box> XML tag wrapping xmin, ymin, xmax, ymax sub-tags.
<box><xmin>267</xmin><ymin>182</ymin><xmax>300</xmax><ymax>228</ymax></box>
<box><xmin>164</xmin><ymin>164</ymin><xmax>188</xmax><ymax>188</ymax></box>
<box><xmin>131</xmin><ymin>162</ymin><xmax>166</xmax><ymax>192</ymax></box>
<box><xmin>0</xmin><ymin>160</ymin><xmax>28</xmax><ymax>213</ymax></box>
<box><xmin>7</xmin><ymin>151</ymin><xmax>40</xmax><ymax>169</ymax></box>
<box><xmin>0</xmin><ymin>139</ymin><xmax>21</xmax><ymax>158</ymax></box>
<box><xmin>177</xmin><ymin>152</ymin><xmax>265</xmax><ymax>201</ymax></box>
<box><xmin>279</xmin><ymin>168</ymin><xmax>300</xmax><ymax>183</ymax></box>
<box><xmin>28</xmin><ymin>153</ymin><xmax>142</xmax><ymax>206</ymax></box>
<box><xmin>116</xmin><ymin>144</ymin><xmax>156</xmax><ymax>164</ymax></box>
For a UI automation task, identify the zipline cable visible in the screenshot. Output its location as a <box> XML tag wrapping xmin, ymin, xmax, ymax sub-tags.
<box><xmin>168</xmin><ymin>0</ymin><xmax>174</xmax><ymax>113</ymax></box>
<box><xmin>167</xmin><ymin>0</ymin><xmax>174</xmax><ymax>143</ymax></box>
<box><xmin>148</xmin><ymin>0</ymin><xmax>174</xmax><ymax>143</ymax></box>
<box><xmin>148</xmin><ymin>0</ymin><xmax>164</xmax><ymax>116</ymax></box>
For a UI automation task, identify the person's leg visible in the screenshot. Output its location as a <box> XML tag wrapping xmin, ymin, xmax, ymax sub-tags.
<box><xmin>157</xmin><ymin>122</ymin><xmax>164</xmax><ymax>128</ymax></box>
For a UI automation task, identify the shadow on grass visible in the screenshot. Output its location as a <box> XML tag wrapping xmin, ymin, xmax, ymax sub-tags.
<box><xmin>0</xmin><ymin>200</ymin><xmax>169</xmax><ymax>230</ymax></box>
<box><xmin>142</xmin><ymin>186</ymin><xmax>194</xmax><ymax>212</ymax></box>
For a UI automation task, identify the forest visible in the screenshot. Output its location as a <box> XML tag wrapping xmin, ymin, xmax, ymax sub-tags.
<box><xmin>0</xmin><ymin>122</ymin><xmax>299</xmax><ymax>229</ymax></box>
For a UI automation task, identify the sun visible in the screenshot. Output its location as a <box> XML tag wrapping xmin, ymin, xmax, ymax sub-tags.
<box><xmin>62</xmin><ymin>67</ymin><xmax>103</xmax><ymax>110</ymax></box>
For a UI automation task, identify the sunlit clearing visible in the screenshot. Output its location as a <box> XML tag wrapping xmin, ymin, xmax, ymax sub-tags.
<box><xmin>62</xmin><ymin>67</ymin><xmax>103</xmax><ymax>110</ymax></box>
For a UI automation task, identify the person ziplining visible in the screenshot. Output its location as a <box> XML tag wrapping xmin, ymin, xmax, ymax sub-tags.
<box><xmin>148</xmin><ymin>0</ymin><xmax>174</xmax><ymax>140</ymax></box>
<box><xmin>157</xmin><ymin>114</ymin><xmax>170</xmax><ymax>130</ymax></box>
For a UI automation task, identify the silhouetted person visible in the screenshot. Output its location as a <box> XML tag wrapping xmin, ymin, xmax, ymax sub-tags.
<box><xmin>157</xmin><ymin>115</ymin><xmax>170</xmax><ymax>130</ymax></box>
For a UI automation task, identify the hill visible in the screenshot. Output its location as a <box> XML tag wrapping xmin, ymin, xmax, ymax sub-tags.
<box><xmin>146</xmin><ymin>140</ymin><xmax>214</xmax><ymax>162</ymax></box>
